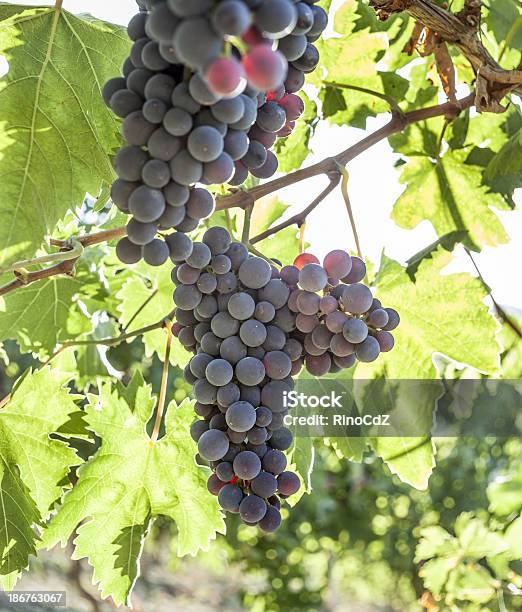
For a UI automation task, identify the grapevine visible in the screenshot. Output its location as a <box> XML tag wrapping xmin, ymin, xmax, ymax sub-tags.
<box><xmin>0</xmin><ymin>0</ymin><xmax>520</xmax><ymax>605</ymax></box>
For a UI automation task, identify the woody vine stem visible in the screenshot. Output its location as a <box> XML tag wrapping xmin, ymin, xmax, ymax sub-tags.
<box><xmin>0</xmin><ymin>92</ymin><xmax>476</xmax><ymax>298</ymax></box>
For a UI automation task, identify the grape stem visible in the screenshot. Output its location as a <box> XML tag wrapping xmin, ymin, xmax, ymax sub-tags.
<box><xmin>337</xmin><ymin>164</ymin><xmax>363</xmax><ymax>260</ymax></box>
<box><xmin>250</xmin><ymin>173</ymin><xmax>340</xmax><ymax>244</ymax></box>
<box><xmin>299</xmin><ymin>223</ymin><xmax>306</xmax><ymax>254</ymax></box>
<box><xmin>150</xmin><ymin>321</ymin><xmax>173</xmax><ymax>444</ymax></box>
<box><xmin>241</xmin><ymin>203</ymin><xmax>254</xmax><ymax>245</ymax></box>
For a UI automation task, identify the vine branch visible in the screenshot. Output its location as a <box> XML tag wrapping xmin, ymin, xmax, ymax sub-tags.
<box><xmin>0</xmin><ymin>227</ymin><xmax>126</xmax><ymax>297</ymax></box>
<box><xmin>0</xmin><ymin>309</ymin><xmax>177</xmax><ymax>411</ymax></box>
<box><xmin>0</xmin><ymin>93</ymin><xmax>480</xmax><ymax>297</ymax></box>
<box><xmin>58</xmin><ymin>308</ymin><xmax>177</xmax><ymax>349</ymax></box>
<box><xmin>368</xmin><ymin>0</ymin><xmax>522</xmax><ymax>110</ymax></box>
<box><xmin>217</xmin><ymin>92</ymin><xmax>476</xmax><ymax>212</ymax></box>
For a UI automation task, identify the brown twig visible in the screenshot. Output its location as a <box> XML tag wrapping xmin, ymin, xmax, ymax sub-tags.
<box><xmin>465</xmin><ymin>250</ymin><xmax>522</xmax><ymax>341</ymax></box>
<box><xmin>250</xmin><ymin>173</ymin><xmax>340</xmax><ymax>244</ymax></box>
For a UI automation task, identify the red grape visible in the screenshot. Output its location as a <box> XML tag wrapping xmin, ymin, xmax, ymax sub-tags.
<box><xmin>242</xmin><ymin>46</ymin><xmax>287</xmax><ymax>91</ymax></box>
<box><xmin>293</xmin><ymin>253</ymin><xmax>319</xmax><ymax>269</ymax></box>
<box><xmin>248</xmin><ymin>124</ymin><xmax>277</xmax><ymax>148</ymax></box>
<box><xmin>291</xmin><ymin>358</ymin><xmax>303</xmax><ymax>376</ymax></box>
<box><xmin>374</xmin><ymin>330</ymin><xmax>395</xmax><ymax>352</ymax></box>
<box><xmin>278</xmin><ymin>94</ymin><xmax>304</xmax><ymax>121</ymax></box>
<box><xmin>323</xmin><ymin>250</ymin><xmax>352</xmax><ymax>280</ymax></box>
<box><xmin>319</xmin><ymin>295</ymin><xmax>338</xmax><ymax>314</ymax></box>
<box><xmin>305</xmin><ymin>353</ymin><xmax>332</xmax><ymax>376</ymax></box>
<box><xmin>206</xmin><ymin>57</ymin><xmax>245</xmax><ymax>96</ymax></box>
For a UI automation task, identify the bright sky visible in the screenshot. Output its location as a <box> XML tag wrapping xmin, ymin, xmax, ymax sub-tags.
<box><xmin>3</xmin><ymin>0</ymin><xmax>521</xmax><ymax>308</ymax></box>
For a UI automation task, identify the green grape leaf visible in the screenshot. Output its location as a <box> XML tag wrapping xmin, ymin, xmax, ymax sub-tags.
<box><xmin>393</xmin><ymin>150</ymin><xmax>509</xmax><ymax>250</ymax></box>
<box><xmin>353</xmin><ymin>249</ymin><xmax>499</xmax><ymax>488</ymax></box>
<box><xmin>377</xmin><ymin>248</ymin><xmax>499</xmax><ymax>374</ymax></box>
<box><xmin>0</xmin><ymin>275</ymin><xmax>91</xmax><ymax>358</ymax></box>
<box><xmin>0</xmin><ymin>463</ymin><xmax>41</xmax><ymax>591</ymax></box>
<box><xmin>350</xmin><ymin>0</ymin><xmax>414</xmax><ymax>70</ymax></box>
<box><xmin>309</xmin><ymin>1</ymin><xmax>400</xmax><ymax>128</ymax></box>
<box><xmin>445</xmin><ymin>564</ymin><xmax>497</xmax><ymax>604</ymax></box>
<box><xmin>273</xmin><ymin>93</ymin><xmax>317</xmax><ymax>173</ymax></box>
<box><xmin>42</xmin><ymin>377</ymin><xmax>225</xmax><ymax>607</ymax></box>
<box><xmin>419</xmin><ymin>558</ymin><xmax>455</xmax><ymax>595</ymax></box>
<box><xmin>116</xmin><ymin>262</ymin><xmax>191</xmax><ymax>368</ymax></box>
<box><xmin>0</xmin><ymin>5</ymin><xmax>129</xmax><ymax>267</ymax></box>
<box><xmin>314</xmin><ymin>0</ymin><xmax>408</xmax><ymax>128</ymax></box>
<box><xmin>388</xmin><ymin>64</ymin><xmax>441</xmax><ymax>158</ymax></box>
<box><xmin>485</xmin><ymin>0</ymin><xmax>522</xmax><ymax>51</ymax></box>
<box><xmin>327</xmin><ymin>437</ymin><xmax>366</xmax><ymax>462</ymax></box>
<box><xmin>415</xmin><ymin>526</ymin><xmax>458</xmax><ymax>562</ymax></box>
<box><xmin>288</xmin><ymin>438</ymin><xmax>314</xmax><ymax>499</ymax></box>
<box><xmin>0</xmin><ymin>366</ymin><xmax>83</xmax><ymax>588</ymax></box>
<box><xmin>256</xmin><ymin>227</ymin><xmax>301</xmax><ymax>266</ymax></box>
<box><xmin>250</xmin><ymin>197</ymin><xmax>289</xmax><ymax>236</ymax></box>
<box><xmin>485</xmin><ymin>128</ymin><xmax>522</xmax><ymax>187</ymax></box>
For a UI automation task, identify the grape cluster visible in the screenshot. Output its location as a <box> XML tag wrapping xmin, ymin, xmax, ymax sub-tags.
<box><xmin>103</xmin><ymin>0</ymin><xmax>328</xmax><ymax>265</ymax></box>
<box><xmin>283</xmin><ymin>251</ymin><xmax>401</xmax><ymax>376</ymax></box>
<box><xmin>173</xmin><ymin>227</ymin><xmax>301</xmax><ymax>531</ymax></box>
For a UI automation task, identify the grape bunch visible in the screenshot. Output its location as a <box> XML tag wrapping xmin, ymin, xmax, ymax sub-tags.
<box><xmin>102</xmin><ymin>0</ymin><xmax>328</xmax><ymax>265</ymax></box>
<box><xmin>172</xmin><ymin>227</ymin><xmax>301</xmax><ymax>531</ymax></box>
<box><xmin>282</xmin><ymin>251</ymin><xmax>401</xmax><ymax>376</ymax></box>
